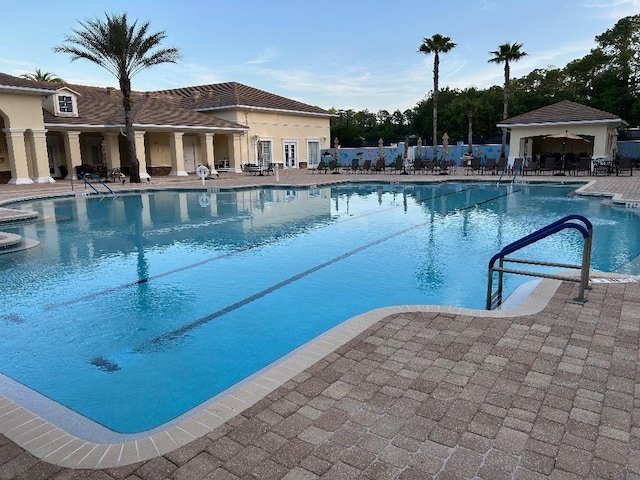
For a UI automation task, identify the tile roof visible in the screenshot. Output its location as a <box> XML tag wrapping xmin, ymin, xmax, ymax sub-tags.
<box><xmin>0</xmin><ymin>73</ymin><xmax>251</xmax><ymax>131</ymax></box>
<box><xmin>153</xmin><ymin>82</ymin><xmax>332</xmax><ymax>116</ymax></box>
<box><xmin>499</xmin><ymin>100</ymin><xmax>623</xmax><ymax>126</ymax></box>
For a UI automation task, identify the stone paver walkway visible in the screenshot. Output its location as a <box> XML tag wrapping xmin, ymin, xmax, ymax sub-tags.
<box><xmin>0</xmin><ymin>172</ymin><xmax>639</xmax><ymax>479</ymax></box>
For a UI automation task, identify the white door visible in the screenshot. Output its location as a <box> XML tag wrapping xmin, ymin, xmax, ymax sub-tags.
<box><xmin>183</xmin><ymin>136</ymin><xmax>197</xmax><ymax>173</ymax></box>
<box><xmin>283</xmin><ymin>141</ymin><xmax>297</xmax><ymax>168</ymax></box>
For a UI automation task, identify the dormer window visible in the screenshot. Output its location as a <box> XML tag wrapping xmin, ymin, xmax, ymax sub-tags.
<box><xmin>47</xmin><ymin>88</ymin><xmax>80</xmax><ymax>117</ymax></box>
<box><xmin>58</xmin><ymin>95</ymin><xmax>74</xmax><ymax>113</ymax></box>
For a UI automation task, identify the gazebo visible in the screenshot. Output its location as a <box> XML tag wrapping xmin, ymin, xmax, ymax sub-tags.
<box><xmin>498</xmin><ymin>100</ymin><xmax>626</xmax><ymax>165</ymax></box>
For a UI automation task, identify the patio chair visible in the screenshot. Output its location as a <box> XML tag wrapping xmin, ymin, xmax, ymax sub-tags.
<box><xmin>538</xmin><ymin>157</ymin><xmax>556</xmax><ymax>175</ymax></box>
<box><xmin>311</xmin><ymin>160</ymin><xmax>328</xmax><ymax>174</ymax></box>
<box><xmin>512</xmin><ymin>157</ymin><xmax>524</xmax><ymax>174</ymax></box>
<box><xmin>411</xmin><ymin>158</ymin><xmax>424</xmax><ymax>174</ymax></box>
<box><xmin>346</xmin><ymin>158</ymin><xmax>360</xmax><ymax>173</ymax></box>
<box><xmin>484</xmin><ymin>158</ymin><xmax>497</xmax><ymax>175</ymax></box>
<box><xmin>387</xmin><ymin>158</ymin><xmax>403</xmax><ymax>173</ymax></box>
<box><xmin>573</xmin><ymin>157</ymin><xmax>591</xmax><ymax>176</ymax></box>
<box><xmin>522</xmin><ymin>160</ymin><xmax>540</xmax><ymax>176</ymax></box>
<box><xmin>496</xmin><ymin>158</ymin><xmax>508</xmax><ymax>175</ymax></box>
<box><xmin>373</xmin><ymin>158</ymin><xmax>385</xmax><ymax>173</ymax></box>
<box><xmin>616</xmin><ymin>157</ymin><xmax>633</xmax><ymax>176</ymax></box>
<box><xmin>469</xmin><ymin>157</ymin><xmax>483</xmax><ymax>174</ymax></box>
<box><xmin>423</xmin><ymin>160</ymin><xmax>438</xmax><ymax>174</ymax></box>
<box><xmin>361</xmin><ymin>159</ymin><xmax>372</xmax><ymax>173</ymax></box>
<box><xmin>328</xmin><ymin>160</ymin><xmax>339</xmax><ymax>173</ymax></box>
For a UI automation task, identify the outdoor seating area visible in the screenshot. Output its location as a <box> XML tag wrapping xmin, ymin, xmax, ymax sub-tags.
<box><xmin>463</xmin><ymin>157</ymin><xmax>508</xmax><ymax>175</ymax></box>
<box><xmin>241</xmin><ymin>163</ymin><xmax>274</xmax><ymax>176</ymax></box>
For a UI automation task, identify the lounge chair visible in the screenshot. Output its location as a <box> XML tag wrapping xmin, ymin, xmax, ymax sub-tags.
<box><xmin>496</xmin><ymin>158</ymin><xmax>508</xmax><ymax>175</ymax></box>
<box><xmin>468</xmin><ymin>157</ymin><xmax>483</xmax><ymax>174</ymax></box>
<box><xmin>328</xmin><ymin>160</ymin><xmax>339</xmax><ymax>173</ymax></box>
<box><xmin>345</xmin><ymin>158</ymin><xmax>360</xmax><ymax>173</ymax></box>
<box><xmin>411</xmin><ymin>158</ymin><xmax>423</xmax><ymax>174</ymax></box>
<box><xmin>389</xmin><ymin>158</ymin><xmax>404</xmax><ymax>173</ymax></box>
<box><xmin>311</xmin><ymin>160</ymin><xmax>328</xmax><ymax>174</ymax></box>
<box><xmin>373</xmin><ymin>159</ymin><xmax>385</xmax><ymax>172</ymax></box>
<box><xmin>616</xmin><ymin>157</ymin><xmax>633</xmax><ymax>176</ymax></box>
<box><xmin>522</xmin><ymin>160</ymin><xmax>540</xmax><ymax>176</ymax></box>
<box><xmin>423</xmin><ymin>160</ymin><xmax>437</xmax><ymax>174</ymax></box>
<box><xmin>361</xmin><ymin>159</ymin><xmax>372</xmax><ymax>173</ymax></box>
<box><xmin>573</xmin><ymin>157</ymin><xmax>591</xmax><ymax>176</ymax></box>
<box><xmin>538</xmin><ymin>157</ymin><xmax>556</xmax><ymax>175</ymax></box>
<box><xmin>484</xmin><ymin>158</ymin><xmax>497</xmax><ymax>175</ymax></box>
<box><xmin>512</xmin><ymin>158</ymin><xmax>524</xmax><ymax>175</ymax></box>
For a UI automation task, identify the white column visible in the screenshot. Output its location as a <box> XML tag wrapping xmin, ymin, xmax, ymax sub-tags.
<box><xmin>63</xmin><ymin>131</ymin><xmax>82</xmax><ymax>179</ymax></box>
<box><xmin>169</xmin><ymin>132</ymin><xmax>188</xmax><ymax>176</ymax></box>
<box><xmin>230</xmin><ymin>134</ymin><xmax>245</xmax><ymax>172</ymax></box>
<box><xmin>200</xmin><ymin>132</ymin><xmax>218</xmax><ymax>175</ymax></box>
<box><xmin>134</xmin><ymin>131</ymin><xmax>150</xmax><ymax>180</ymax></box>
<box><xmin>3</xmin><ymin>128</ymin><xmax>34</xmax><ymax>185</ymax></box>
<box><xmin>29</xmin><ymin>129</ymin><xmax>55</xmax><ymax>183</ymax></box>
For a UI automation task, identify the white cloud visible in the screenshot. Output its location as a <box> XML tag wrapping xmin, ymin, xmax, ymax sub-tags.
<box><xmin>244</xmin><ymin>47</ymin><xmax>278</xmax><ymax>65</ymax></box>
<box><xmin>581</xmin><ymin>0</ymin><xmax>640</xmax><ymax>19</ymax></box>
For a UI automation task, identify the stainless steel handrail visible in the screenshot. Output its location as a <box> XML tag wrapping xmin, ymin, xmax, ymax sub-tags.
<box><xmin>486</xmin><ymin>215</ymin><xmax>593</xmax><ymax>310</ymax></box>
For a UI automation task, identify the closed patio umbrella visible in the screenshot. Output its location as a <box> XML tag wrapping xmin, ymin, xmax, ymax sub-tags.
<box><xmin>441</xmin><ymin>133</ymin><xmax>449</xmax><ymax>175</ymax></box>
<box><xmin>378</xmin><ymin>138</ymin><xmax>384</xmax><ymax>161</ymax></box>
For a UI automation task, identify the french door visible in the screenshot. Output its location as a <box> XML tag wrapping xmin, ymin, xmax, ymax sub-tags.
<box><xmin>283</xmin><ymin>141</ymin><xmax>297</xmax><ymax>168</ymax></box>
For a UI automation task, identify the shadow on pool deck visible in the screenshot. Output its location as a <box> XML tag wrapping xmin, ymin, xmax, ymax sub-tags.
<box><xmin>1</xmin><ymin>172</ymin><xmax>640</xmax><ymax>479</ymax></box>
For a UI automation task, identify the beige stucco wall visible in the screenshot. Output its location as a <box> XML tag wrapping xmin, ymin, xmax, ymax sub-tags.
<box><xmin>0</xmin><ymin>92</ymin><xmax>46</xmax><ymax>129</ymax></box>
<box><xmin>508</xmin><ymin>122</ymin><xmax>620</xmax><ymax>161</ymax></box>
<box><xmin>211</xmin><ymin>109</ymin><xmax>330</xmax><ymax>168</ymax></box>
<box><xmin>146</xmin><ymin>132</ymin><xmax>173</xmax><ymax>166</ymax></box>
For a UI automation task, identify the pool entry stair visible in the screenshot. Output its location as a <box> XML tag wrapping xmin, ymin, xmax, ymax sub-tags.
<box><xmin>486</xmin><ymin>214</ymin><xmax>593</xmax><ymax>310</ymax></box>
<box><xmin>78</xmin><ymin>173</ymin><xmax>115</xmax><ymax>195</ymax></box>
<box><xmin>496</xmin><ymin>158</ymin><xmax>524</xmax><ymax>185</ymax></box>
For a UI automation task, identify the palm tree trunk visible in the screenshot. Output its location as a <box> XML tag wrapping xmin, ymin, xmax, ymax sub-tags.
<box><xmin>467</xmin><ymin>104</ymin><xmax>473</xmax><ymax>154</ymax></box>
<box><xmin>501</xmin><ymin>62</ymin><xmax>510</xmax><ymax>158</ymax></box>
<box><xmin>120</xmin><ymin>78</ymin><xmax>141</xmax><ymax>183</ymax></box>
<box><xmin>433</xmin><ymin>53</ymin><xmax>439</xmax><ymax>162</ymax></box>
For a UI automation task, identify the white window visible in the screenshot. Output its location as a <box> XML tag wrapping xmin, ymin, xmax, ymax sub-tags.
<box><xmin>307</xmin><ymin>140</ymin><xmax>321</xmax><ymax>168</ymax></box>
<box><xmin>58</xmin><ymin>95</ymin><xmax>74</xmax><ymax>113</ymax></box>
<box><xmin>53</xmin><ymin>91</ymin><xmax>79</xmax><ymax>117</ymax></box>
<box><xmin>257</xmin><ymin>140</ymin><xmax>272</xmax><ymax>167</ymax></box>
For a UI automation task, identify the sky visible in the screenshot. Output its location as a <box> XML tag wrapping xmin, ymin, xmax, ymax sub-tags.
<box><xmin>1</xmin><ymin>0</ymin><xmax>639</xmax><ymax>113</ymax></box>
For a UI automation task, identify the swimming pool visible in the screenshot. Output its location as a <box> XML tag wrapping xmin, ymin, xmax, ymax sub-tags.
<box><xmin>1</xmin><ymin>182</ymin><xmax>639</xmax><ymax>436</ymax></box>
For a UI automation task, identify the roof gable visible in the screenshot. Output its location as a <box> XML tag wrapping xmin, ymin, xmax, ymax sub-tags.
<box><xmin>499</xmin><ymin>100</ymin><xmax>622</xmax><ymax>126</ymax></box>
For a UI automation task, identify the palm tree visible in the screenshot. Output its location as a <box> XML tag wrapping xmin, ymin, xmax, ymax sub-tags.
<box><xmin>489</xmin><ymin>42</ymin><xmax>527</xmax><ymax>158</ymax></box>
<box><xmin>418</xmin><ymin>34</ymin><xmax>456</xmax><ymax>169</ymax></box>
<box><xmin>54</xmin><ymin>13</ymin><xmax>180</xmax><ymax>183</ymax></box>
<box><xmin>461</xmin><ymin>87</ymin><xmax>478</xmax><ymax>155</ymax></box>
<box><xmin>21</xmin><ymin>69</ymin><xmax>64</xmax><ymax>83</ymax></box>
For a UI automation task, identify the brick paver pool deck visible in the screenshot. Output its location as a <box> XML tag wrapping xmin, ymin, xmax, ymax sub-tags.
<box><xmin>0</xmin><ymin>171</ymin><xmax>639</xmax><ymax>479</ymax></box>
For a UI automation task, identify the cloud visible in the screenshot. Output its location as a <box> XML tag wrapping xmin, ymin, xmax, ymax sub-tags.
<box><xmin>244</xmin><ymin>47</ymin><xmax>278</xmax><ymax>65</ymax></box>
<box><xmin>581</xmin><ymin>0</ymin><xmax>640</xmax><ymax>19</ymax></box>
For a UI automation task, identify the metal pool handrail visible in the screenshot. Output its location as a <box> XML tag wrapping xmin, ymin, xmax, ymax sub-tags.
<box><xmin>486</xmin><ymin>214</ymin><xmax>593</xmax><ymax>310</ymax></box>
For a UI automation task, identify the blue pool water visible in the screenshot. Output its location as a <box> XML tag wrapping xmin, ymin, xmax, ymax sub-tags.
<box><xmin>0</xmin><ymin>182</ymin><xmax>639</xmax><ymax>434</ymax></box>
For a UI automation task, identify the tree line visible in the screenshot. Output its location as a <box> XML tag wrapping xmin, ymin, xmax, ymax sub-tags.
<box><xmin>330</xmin><ymin>14</ymin><xmax>640</xmax><ymax>152</ymax></box>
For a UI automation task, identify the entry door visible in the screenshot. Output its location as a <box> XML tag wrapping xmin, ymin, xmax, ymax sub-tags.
<box><xmin>183</xmin><ymin>136</ymin><xmax>197</xmax><ymax>173</ymax></box>
<box><xmin>46</xmin><ymin>136</ymin><xmax>62</xmax><ymax>176</ymax></box>
<box><xmin>283</xmin><ymin>141</ymin><xmax>297</xmax><ymax>168</ymax></box>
